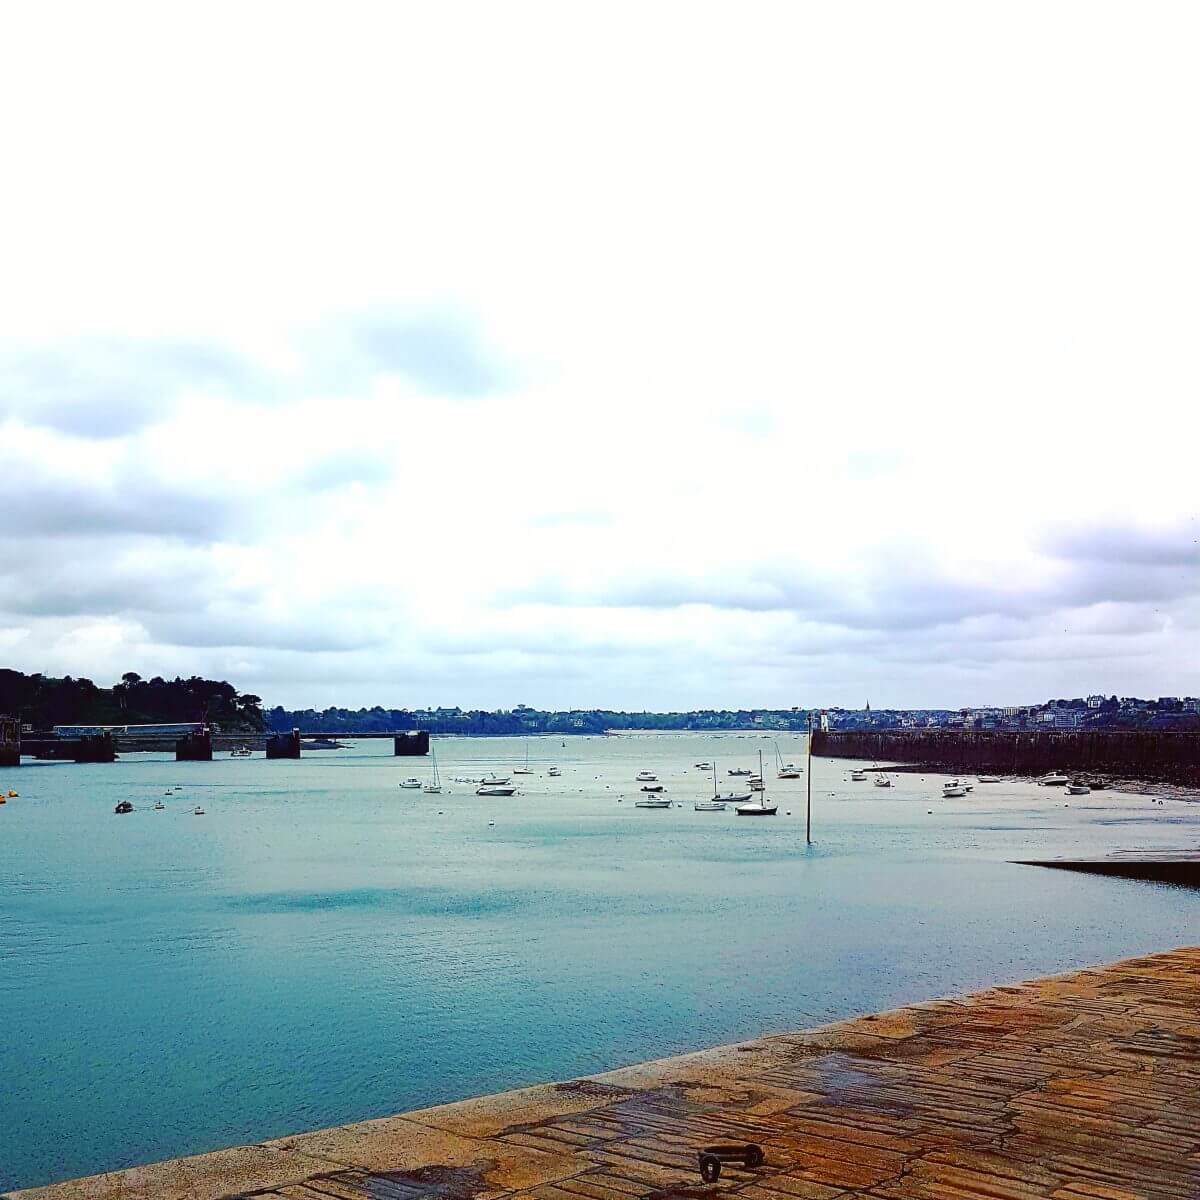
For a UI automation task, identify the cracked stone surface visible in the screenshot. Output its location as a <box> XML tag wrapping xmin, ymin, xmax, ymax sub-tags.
<box><xmin>7</xmin><ymin>948</ymin><xmax>1199</xmax><ymax>1200</ymax></box>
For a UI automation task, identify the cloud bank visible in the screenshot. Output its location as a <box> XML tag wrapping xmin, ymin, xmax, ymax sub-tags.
<box><xmin>1</xmin><ymin>2</ymin><xmax>1197</xmax><ymax>708</ymax></box>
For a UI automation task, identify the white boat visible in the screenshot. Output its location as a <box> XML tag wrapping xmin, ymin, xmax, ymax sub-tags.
<box><xmin>694</xmin><ymin>761</ymin><xmax>713</xmax><ymax>771</ymax></box>
<box><xmin>514</xmin><ymin>740</ymin><xmax>534</xmax><ymax>775</ymax></box>
<box><xmin>873</xmin><ymin>773</ymin><xmax>892</xmax><ymax>787</ymax></box>
<box><xmin>635</xmin><ymin>770</ymin><xmax>657</xmax><ymax>782</ymax></box>
<box><xmin>547</xmin><ymin>766</ymin><xmax>561</xmax><ymax>777</ymax></box>
<box><xmin>153</xmin><ymin>800</ymin><xmax>165</xmax><ymax>810</ymax></box>
<box><xmin>850</xmin><ymin>769</ymin><xmax>867</xmax><ymax>781</ymax></box>
<box><xmin>942</xmin><ymin>779</ymin><xmax>967</xmax><ymax>798</ymax></box>
<box><xmin>1040</xmin><ymin>772</ymin><xmax>1069</xmax><ymax>786</ymax></box>
<box><xmin>423</xmin><ymin>747</ymin><xmax>442</xmax><ymax>794</ymax></box>
<box><xmin>977</xmin><ymin>775</ymin><xmax>1000</xmax><ymax>783</ymax></box>
<box><xmin>193</xmin><ymin>806</ymin><xmax>205</xmax><ymax>815</ymax></box>
<box><xmin>737</xmin><ymin>750</ymin><xmax>778</xmax><ymax>815</ymax></box>
<box><xmin>728</xmin><ymin>767</ymin><xmax>752</xmax><ymax>777</ymax></box>
<box><xmin>694</xmin><ymin>800</ymin><xmax>726</xmax><ymax>811</ymax></box>
<box><xmin>775</xmin><ymin>741</ymin><xmax>802</xmax><ymax>778</ymax></box>
<box><xmin>399</xmin><ymin>778</ymin><xmax>422</xmax><ymax>789</ymax></box>
<box><xmin>749</xmin><ymin>777</ymin><xmax>765</xmax><ymax>791</ymax></box>
<box><xmin>635</xmin><ymin>797</ymin><xmax>672</xmax><ymax>809</ymax></box>
<box><xmin>477</xmin><ymin>785</ymin><xmax>517</xmax><ymax>796</ymax></box>
<box><xmin>480</xmin><ymin>773</ymin><xmax>511</xmax><ymax>786</ymax></box>
<box><xmin>1066</xmin><ymin>780</ymin><xmax>1091</xmax><ymax>795</ymax></box>
<box><xmin>230</xmin><ymin>745</ymin><xmax>252</xmax><ymax>758</ymax></box>
<box><xmin>640</xmin><ymin>783</ymin><xmax>666</xmax><ymax>793</ymax></box>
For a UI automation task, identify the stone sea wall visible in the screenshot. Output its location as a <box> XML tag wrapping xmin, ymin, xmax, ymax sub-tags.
<box><xmin>811</xmin><ymin>728</ymin><xmax>1200</xmax><ymax>786</ymax></box>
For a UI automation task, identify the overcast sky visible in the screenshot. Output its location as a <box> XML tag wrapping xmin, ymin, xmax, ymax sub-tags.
<box><xmin>2</xmin><ymin>2</ymin><xmax>1197</xmax><ymax>711</ymax></box>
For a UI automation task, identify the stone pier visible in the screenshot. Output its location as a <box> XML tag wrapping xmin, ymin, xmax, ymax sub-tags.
<box><xmin>8</xmin><ymin>947</ymin><xmax>1200</xmax><ymax>1200</ymax></box>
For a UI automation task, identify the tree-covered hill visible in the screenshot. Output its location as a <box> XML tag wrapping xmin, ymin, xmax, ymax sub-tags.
<box><xmin>0</xmin><ymin>670</ymin><xmax>264</xmax><ymax>732</ymax></box>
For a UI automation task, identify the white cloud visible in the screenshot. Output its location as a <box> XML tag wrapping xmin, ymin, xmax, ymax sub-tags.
<box><xmin>1</xmin><ymin>1</ymin><xmax>1198</xmax><ymax>708</ymax></box>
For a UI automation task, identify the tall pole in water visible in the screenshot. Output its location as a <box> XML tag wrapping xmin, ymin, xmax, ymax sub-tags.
<box><xmin>806</xmin><ymin>711</ymin><xmax>813</xmax><ymax>845</ymax></box>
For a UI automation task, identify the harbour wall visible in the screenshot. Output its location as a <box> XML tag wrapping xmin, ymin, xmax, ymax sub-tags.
<box><xmin>811</xmin><ymin>729</ymin><xmax>1200</xmax><ymax>786</ymax></box>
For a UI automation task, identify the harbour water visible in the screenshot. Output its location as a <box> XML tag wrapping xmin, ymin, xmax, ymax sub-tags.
<box><xmin>3</xmin><ymin>733</ymin><xmax>1200</xmax><ymax>1191</ymax></box>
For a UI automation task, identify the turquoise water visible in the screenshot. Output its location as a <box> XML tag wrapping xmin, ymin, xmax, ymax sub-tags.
<box><xmin>3</xmin><ymin>733</ymin><xmax>1200</xmax><ymax>1190</ymax></box>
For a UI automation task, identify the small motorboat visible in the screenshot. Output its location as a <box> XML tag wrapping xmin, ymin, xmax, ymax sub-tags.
<box><xmin>694</xmin><ymin>800</ymin><xmax>726</xmax><ymax>811</ymax></box>
<box><xmin>728</xmin><ymin>767</ymin><xmax>752</xmax><ymax>777</ymax></box>
<box><xmin>230</xmin><ymin>746</ymin><xmax>252</xmax><ymax>758</ymax></box>
<box><xmin>1066</xmin><ymin>780</ymin><xmax>1091</xmax><ymax>795</ymax></box>
<box><xmin>640</xmin><ymin>783</ymin><xmax>666</xmax><ymax>793</ymax></box>
<box><xmin>977</xmin><ymin>775</ymin><xmax>1000</xmax><ymax>783</ymax></box>
<box><xmin>477</xmin><ymin>785</ymin><xmax>517</xmax><ymax>796</ymax></box>
<box><xmin>6</xmin><ymin>789</ymin><xmax>17</xmax><ymax>798</ymax></box>
<box><xmin>635</xmin><ymin>770</ymin><xmax>658</xmax><ymax>782</ymax></box>
<box><xmin>114</xmin><ymin>800</ymin><xmax>134</xmax><ymax>814</ymax></box>
<box><xmin>154</xmin><ymin>800</ymin><xmax>166</xmax><ymax>810</ymax></box>
<box><xmin>398</xmin><ymin>778</ymin><xmax>422</xmax><ymax>789</ymax></box>
<box><xmin>1039</xmin><ymin>772</ymin><xmax>1069</xmax><ymax>787</ymax></box>
<box><xmin>193</xmin><ymin>806</ymin><xmax>205</xmax><ymax>815</ymax></box>
<box><xmin>480</xmin><ymin>773</ymin><xmax>511</xmax><ymax>786</ymax></box>
<box><xmin>694</xmin><ymin>761</ymin><xmax>713</xmax><ymax>771</ymax></box>
<box><xmin>942</xmin><ymin>780</ymin><xmax>967</xmax><ymax>798</ymax></box>
<box><xmin>634</xmin><ymin>797</ymin><xmax>672</xmax><ymax>808</ymax></box>
<box><xmin>547</xmin><ymin>766</ymin><xmax>562</xmax><ymax>777</ymax></box>
<box><xmin>749</xmin><ymin>776</ymin><xmax>765</xmax><ymax>791</ymax></box>
<box><xmin>850</xmin><ymin>769</ymin><xmax>867</xmax><ymax>781</ymax></box>
<box><xmin>873</xmin><ymin>773</ymin><xmax>892</xmax><ymax>787</ymax></box>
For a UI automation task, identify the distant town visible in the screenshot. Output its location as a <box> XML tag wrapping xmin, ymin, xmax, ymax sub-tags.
<box><xmin>268</xmin><ymin>695</ymin><xmax>1200</xmax><ymax>736</ymax></box>
<box><xmin>2</xmin><ymin>670</ymin><xmax>1197</xmax><ymax>735</ymax></box>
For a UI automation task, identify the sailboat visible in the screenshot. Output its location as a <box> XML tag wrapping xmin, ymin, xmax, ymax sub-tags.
<box><xmin>514</xmin><ymin>739</ymin><xmax>534</xmax><ymax>775</ymax></box>
<box><xmin>423</xmin><ymin>745</ymin><xmax>442</xmax><ymax>794</ymax></box>
<box><xmin>737</xmin><ymin>751</ymin><xmax>778</xmax><ymax>816</ymax></box>
<box><xmin>775</xmin><ymin>740</ymin><xmax>802</xmax><ymax>778</ymax></box>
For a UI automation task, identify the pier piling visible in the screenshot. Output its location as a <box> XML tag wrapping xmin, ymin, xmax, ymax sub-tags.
<box><xmin>393</xmin><ymin>730</ymin><xmax>430</xmax><ymax>756</ymax></box>
<box><xmin>265</xmin><ymin>728</ymin><xmax>302</xmax><ymax>759</ymax></box>
<box><xmin>175</xmin><ymin>730</ymin><xmax>213</xmax><ymax>761</ymax></box>
<box><xmin>0</xmin><ymin>715</ymin><xmax>18</xmax><ymax>767</ymax></box>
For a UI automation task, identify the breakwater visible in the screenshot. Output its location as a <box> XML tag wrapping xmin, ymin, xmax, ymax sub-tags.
<box><xmin>812</xmin><ymin>728</ymin><xmax>1200</xmax><ymax>785</ymax></box>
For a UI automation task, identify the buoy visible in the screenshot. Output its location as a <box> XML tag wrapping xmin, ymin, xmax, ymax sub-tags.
<box><xmin>6</xmin><ymin>790</ymin><xmax>17</xmax><ymax>798</ymax></box>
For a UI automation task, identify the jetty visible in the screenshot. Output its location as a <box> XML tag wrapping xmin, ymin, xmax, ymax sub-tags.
<box><xmin>811</xmin><ymin>729</ymin><xmax>1200</xmax><ymax>789</ymax></box>
<box><xmin>8</xmin><ymin>947</ymin><xmax>1200</xmax><ymax>1200</ymax></box>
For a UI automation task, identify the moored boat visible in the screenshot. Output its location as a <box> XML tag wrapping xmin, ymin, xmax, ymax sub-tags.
<box><xmin>635</xmin><ymin>770</ymin><xmax>657</xmax><ymax>782</ymax></box>
<box><xmin>423</xmin><ymin>746</ymin><xmax>443</xmax><ymax>794</ymax></box>
<box><xmin>398</xmin><ymin>778</ymin><xmax>422</xmax><ymax>789</ymax></box>
<box><xmin>1066</xmin><ymin>780</ymin><xmax>1091</xmax><ymax>795</ymax></box>
<box><xmin>114</xmin><ymin>800</ymin><xmax>134</xmax><ymax>814</ymax></box>
<box><xmin>942</xmin><ymin>779</ymin><xmax>967</xmax><ymax>798</ymax></box>
<box><xmin>635</xmin><ymin>797</ymin><xmax>672</xmax><ymax>808</ymax></box>
<box><xmin>1039</xmin><ymin>771</ymin><xmax>1069</xmax><ymax>787</ymax></box>
<box><xmin>873</xmin><ymin>773</ymin><xmax>892</xmax><ymax>787</ymax></box>
<box><xmin>850</xmin><ymin>769</ymin><xmax>867</xmax><ymax>781</ymax></box>
<box><xmin>736</xmin><ymin>750</ymin><xmax>778</xmax><ymax>815</ymax></box>
<box><xmin>477</xmin><ymin>785</ymin><xmax>517</xmax><ymax>796</ymax></box>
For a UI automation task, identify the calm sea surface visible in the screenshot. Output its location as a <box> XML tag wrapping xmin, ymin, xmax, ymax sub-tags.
<box><xmin>3</xmin><ymin>733</ymin><xmax>1200</xmax><ymax>1190</ymax></box>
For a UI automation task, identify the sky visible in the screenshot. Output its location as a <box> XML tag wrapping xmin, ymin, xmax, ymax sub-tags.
<box><xmin>1</xmin><ymin>1</ymin><xmax>1197</xmax><ymax>711</ymax></box>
